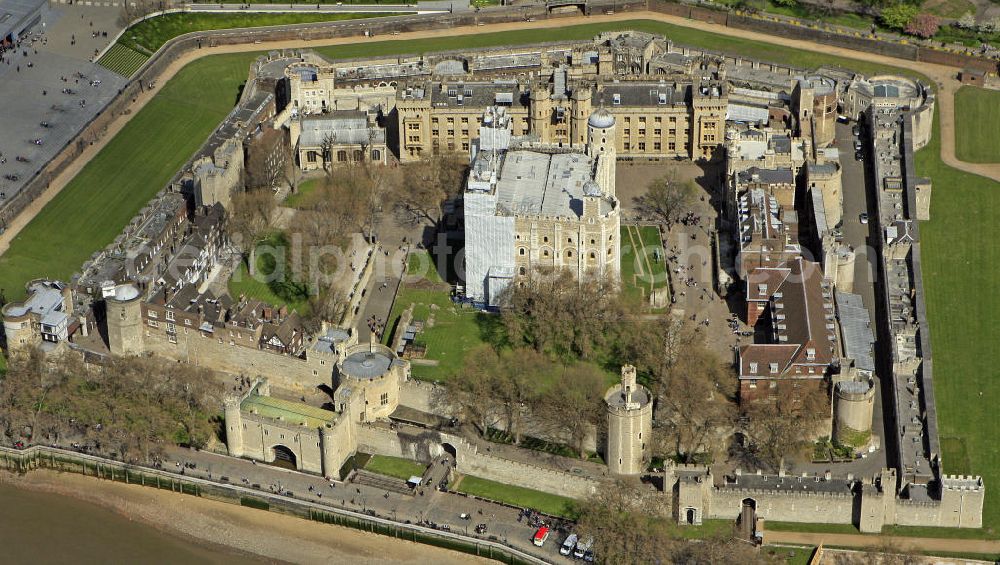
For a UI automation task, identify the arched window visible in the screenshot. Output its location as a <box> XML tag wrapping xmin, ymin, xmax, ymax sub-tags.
<box><xmin>353</xmin><ymin>150</ymin><xmax>364</xmax><ymax>161</ymax></box>
<box><xmin>337</xmin><ymin>150</ymin><xmax>347</xmax><ymax>162</ymax></box>
<box><xmin>542</xmin><ymin>249</ymin><xmax>551</xmax><ymax>258</ymax></box>
<box><xmin>372</xmin><ymin>149</ymin><xmax>381</xmax><ymax>161</ymax></box>
<box><xmin>589</xmin><ymin>252</ymin><xmax>596</xmax><ymax>260</ymax></box>
<box><xmin>519</xmin><ymin>267</ymin><xmax>526</xmax><ymax>275</ymax></box>
<box><xmin>566</xmin><ymin>250</ymin><xmax>574</xmax><ymax>258</ymax></box>
<box><xmin>518</xmin><ymin>247</ymin><xmax>526</xmax><ymax>256</ymax></box>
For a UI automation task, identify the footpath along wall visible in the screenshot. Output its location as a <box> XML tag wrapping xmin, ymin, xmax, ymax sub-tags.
<box><xmin>646</xmin><ymin>0</ymin><xmax>999</xmax><ymax>72</ymax></box>
<box><xmin>0</xmin><ymin>444</ymin><xmax>547</xmax><ymax>565</ymax></box>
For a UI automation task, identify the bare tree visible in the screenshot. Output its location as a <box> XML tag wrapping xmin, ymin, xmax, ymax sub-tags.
<box><xmin>634</xmin><ymin>171</ymin><xmax>700</xmax><ymax>231</ymax></box>
<box><xmin>228</xmin><ymin>189</ymin><xmax>276</xmax><ymax>277</ymax></box>
<box><xmin>534</xmin><ymin>362</ymin><xmax>606</xmax><ymax>459</ymax></box>
<box><xmin>449</xmin><ymin>345</ymin><xmax>505</xmax><ymax>436</ymax></box>
<box><xmin>392</xmin><ymin>153</ymin><xmax>467</xmax><ymax>232</ymax></box>
<box><xmin>743</xmin><ymin>382</ymin><xmax>829</xmax><ymax>471</ymax></box>
<box><xmin>499</xmin><ymin>270</ymin><xmax>626</xmax><ymax>362</ymax></box>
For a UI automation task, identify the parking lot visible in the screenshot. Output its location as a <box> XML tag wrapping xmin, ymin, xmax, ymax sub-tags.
<box><xmin>0</xmin><ymin>4</ymin><xmax>124</xmax><ymax>212</ymax></box>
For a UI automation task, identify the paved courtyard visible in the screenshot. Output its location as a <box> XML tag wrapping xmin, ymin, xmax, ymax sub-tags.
<box><xmin>0</xmin><ymin>4</ymin><xmax>124</xmax><ymax>215</ymax></box>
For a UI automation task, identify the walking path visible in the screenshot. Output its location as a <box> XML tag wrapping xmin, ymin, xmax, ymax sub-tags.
<box><xmin>2</xmin><ymin>10</ymin><xmax>997</xmax><ymax>256</ymax></box>
<box><xmin>766</xmin><ymin>530</ymin><xmax>1000</xmax><ymax>554</ymax></box>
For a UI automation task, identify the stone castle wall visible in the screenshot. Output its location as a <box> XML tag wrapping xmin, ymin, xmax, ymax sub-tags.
<box><xmin>139</xmin><ymin>326</ymin><xmax>334</xmax><ymax>392</ymax></box>
<box><xmin>357</xmin><ymin>425</ymin><xmax>601</xmax><ymax>499</ymax></box>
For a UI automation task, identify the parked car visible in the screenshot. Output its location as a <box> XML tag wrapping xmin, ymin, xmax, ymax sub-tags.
<box><xmin>560</xmin><ymin>533</ymin><xmax>578</xmax><ymax>556</ymax></box>
<box><xmin>860</xmin><ymin>212</ymin><xmax>869</xmax><ymax>224</ymax></box>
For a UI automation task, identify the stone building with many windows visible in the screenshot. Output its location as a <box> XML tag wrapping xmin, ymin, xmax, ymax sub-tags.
<box><xmin>463</xmin><ymin>105</ymin><xmax>621</xmax><ymax>305</ymax></box>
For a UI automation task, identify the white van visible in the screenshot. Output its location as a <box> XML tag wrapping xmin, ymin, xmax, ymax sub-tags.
<box><xmin>560</xmin><ymin>533</ymin><xmax>578</xmax><ymax>556</ymax></box>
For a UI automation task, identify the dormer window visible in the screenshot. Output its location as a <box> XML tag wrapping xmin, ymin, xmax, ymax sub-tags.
<box><xmin>806</xmin><ymin>348</ymin><xmax>816</xmax><ymax>361</ymax></box>
<box><xmin>757</xmin><ymin>284</ymin><xmax>767</xmax><ymax>295</ymax></box>
<box><xmin>769</xmin><ymin>363</ymin><xmax>779</xmax><ymax>374</ymax></box>
<box><xmin>749</xmin><ymin>362</ymin><xmax>758</xmax><ymax>373</ymax></box>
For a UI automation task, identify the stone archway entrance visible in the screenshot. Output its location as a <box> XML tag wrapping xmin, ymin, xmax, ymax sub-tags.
<box><xmin>272</xmin><ymin>444</ymin><xmax>297</xmax><ymax>470</ymax></box>
<box><xmin>442</xmin><ymin>442</ymin><xmax>458</xmax><ymax>461</ymax></box>
<box><xmin>685</xmin><ymin>507</ymin><xmax>699</xmax><ymax>525</ymax></box>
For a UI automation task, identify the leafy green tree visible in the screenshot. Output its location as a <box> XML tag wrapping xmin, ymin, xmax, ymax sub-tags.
<box><xmin>879</xmin><ymin>3</ymin><xmax>919</xmax><ymax>31</ymax></box>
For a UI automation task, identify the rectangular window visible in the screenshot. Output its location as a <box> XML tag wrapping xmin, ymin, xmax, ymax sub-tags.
<box><xmin>165</xmin><ymin>310</ymin><xmax>175</xmax><ymax>322</ymax></box>
<box><xmin>380</xmin><ymin>392</ymin><xmax>389</xmax><ymax>406</ymax></box>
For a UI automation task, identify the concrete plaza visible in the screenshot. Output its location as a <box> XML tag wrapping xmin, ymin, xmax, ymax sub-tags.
<box><xmin>0</xmin><ymin>3</ymin><xmax>124</xmax><ymax>214</ymax></box>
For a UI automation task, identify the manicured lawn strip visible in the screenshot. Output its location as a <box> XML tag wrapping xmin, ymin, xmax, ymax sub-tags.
<box><xmin>364</xmin><ymin>455</ymin><xmax>427</xmax><ymax>480</ymax></box>
<box><xmin>765</xmin><ymin>521</ymin><xmax>863</xmax><ymax>535</ymax></box>
<box><xmin>953</xmin><ymin>86</ymin><xmax>1000</xmax><ymax>164</ymax></box>
<box><xmin>405</xmin><ymin>250</ymin><xmax>445</xmax><ymax>284</ymax></box>
<box><xmin>97</xmin><ymin>44</ymin><xmax>150</xmax><ymax>77</ymax></box>
<box><xmin>283</xmin><ymin>177</ymin><xmax>323</xmax><ymax>208</ymax></box>
<box><xmin>0</xmin><ymin>52</ymin><xmax>260</xmax><ymax>302</ymax></box>
<box><xmin>119</xmin><ymin>13</ymin><xmax>392</xmax><ymax>54</ymax></box>
<box><xmin>454</xmin><ymin>475</ymin><xmax>576</xmax><ymax>518</ymax></box>
<box><xmin>917</xmin><ymin>103</ymin><xmax>1000</xmax><ymax>538</ymax></box>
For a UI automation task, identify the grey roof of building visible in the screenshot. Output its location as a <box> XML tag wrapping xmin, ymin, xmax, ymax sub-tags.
<box><xmin>769</xmin><ymin>135</ymin><xmax>792</xmax><ymax>154</ymax></box>
<box><xmin>836</xmin><ymin>290</ymin><xmax>876</xmax><ymax>373</ymax></box>
<box><xmin>428</xmin><ymin>82</ymin><xmax>527</xmax><ymax>109</ymax></box>
<box><xmin>495</xmin><ymin>150</ymin><xmax>614</xmax><ymax>218</ymax></box>
<box><xmin>596</xmin><ymin>82</ymin><xmax>683</xmax><ymax>107</ymax></box>
<box><xmin>4</xmin><ymin>281</ymin><xmax>64</xmax><ymax>318</ymax></box>
<box><xmin>341</xmin><ymin>350</ymin><xmax>393</xmax><ymax>379</ymax></box>
<box><xmin>299</xmin><ymin>112</ymin><xmax>385</xmax><ymax>147</ymax></box>
<box><xmin>736</xmin><ymin>166</ymin><xmax>795</xmax><ymax>185</ymax></box>
<box><xmin>0</xmin><ymin>0</ymin><xmax>44</xmax><ymax>37</ymax></box>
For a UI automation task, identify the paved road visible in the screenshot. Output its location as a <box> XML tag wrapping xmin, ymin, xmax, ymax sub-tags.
<box><xmin>184</xmin><ymin>3</ymin><xmax>441</xmax><ymax>14</ymax></box>
<box><xmin>161</xmin><ymin>445</ymin><xmax>575</xmax><ymax>563</ymax></box>
<box><xmin>765</xmin><ymin>529</ymin><xmax>1000</xmax><ymax>554</ymax></box>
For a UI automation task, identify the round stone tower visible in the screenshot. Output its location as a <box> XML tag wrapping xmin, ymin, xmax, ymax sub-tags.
<box><xmin>587</xmin><ymin>107</ymin><xmax>617</xmax><ymax>157</ymax></box>
<box><xmin>605</xmin><ymin>364</ymin><xmax>653</xmax><ymax>476</ymax></box>
<box><xmin>336</xmin><ymin>340</ymin><xmax>408</xmax><ymax>422</ymax></box>
<box><xmin>105</xmin><ymin>283</ymin><xmax>143</xmax><ymax>356</ymax></box>
<box><xmin>224</xmin><ymin>395</ymin><xmax>245</xmax><ymax>458</ymax></box>
<box><xmin>834</xmin><ymin>378</ymin><xmax>875</xmax><ymax>448</ymax></box>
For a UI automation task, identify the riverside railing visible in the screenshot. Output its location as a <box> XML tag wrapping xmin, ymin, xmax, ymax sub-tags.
<box><xmin>0</xmin><ymin>444</ymin><xmax>549</xmax><ymax>565</ymax></box>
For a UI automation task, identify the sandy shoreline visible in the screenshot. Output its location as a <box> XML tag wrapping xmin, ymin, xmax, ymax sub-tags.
<box><xmin>1</xmin><ymin>469</ymin><xmax>490</xmax><ymax>565</ymax></box>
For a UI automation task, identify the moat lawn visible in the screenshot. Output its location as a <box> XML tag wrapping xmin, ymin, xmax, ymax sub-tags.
<box><xmin>364</xmin><ymin>455</ymin><xmax>427</xmax><ymax>481</ymax></box>
<box><xmin>2</xmin><ymin>17</ymin><xmax>998</xmax><ymax>536</ymax></box>
<box><xmin>453</xmin><ymin>475</ymin><xmax>576</xmax><ymax>518</ymax></box>
<box><xmin>119</xmin><ymin>13</ymin><xmax>396</xmax><ymax>56</ymax></box>
<box><xmin>953</xmin><ymin>86</ymin><xmax>1000</xmax><ymax>164</ymax></box>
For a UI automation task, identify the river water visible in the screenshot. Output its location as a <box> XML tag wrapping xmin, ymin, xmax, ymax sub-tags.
<box><xmin>0</xmin><ymin>484</ymin><xmax>264</xmax><ymax>564</ymax></box>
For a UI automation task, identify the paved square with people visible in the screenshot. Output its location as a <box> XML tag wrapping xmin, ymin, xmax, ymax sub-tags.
<box><xmin>0</xmin><ymin>3</ymin><xmax>124</xmax><ymax>213</ymax></box>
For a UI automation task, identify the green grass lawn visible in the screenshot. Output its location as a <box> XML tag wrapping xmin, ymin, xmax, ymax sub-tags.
<box><xmin>227</xmin><ymin>233</ymin><xmax>310</xmax><ymax>313</ymax></box>
<box><xmin>364</xmin><ymin>455</ymin><xmax>427</xmax><ymax>480</ymax></box>
<box><xmin>620</xmin><ymin>225</ymin><xmax>669</xmax><ymax>305</ymax></box>
<box><xmin>921</xmin><ymin>0</ymin><xmax>976</xmax><ymax>19</ymax></box>
<box><xmin>119</xmin><ymin>13</ymin><xmax>392</xmax><ymax>54</ymax></box>
<box><xmin>97</xmin><ymin>44</ymin><xmax>150</xmax><ymax>77</ymax></box>
<box><xmin>282</xmin><ymin>177</ymin><xmax>324</xmax><ymax>208</ymax></box>
<box><xmin>454</xmin><ymin>475</ymin><xmax>576</xmax><ymax>518</ymax></box>
<box><xmin>384</xmin><ymin>285</ymin><xmax>496</xmax><ymax>382</ymax></box>
<box><xmin>918</xmin><ymin>103</ymin><xmax>1000</xmax><ymax>538</ymax></box>
<box><xmin>953</xmin><ymin>87</ymin><xmax>1000</xmax><ymax>164</ymax></box>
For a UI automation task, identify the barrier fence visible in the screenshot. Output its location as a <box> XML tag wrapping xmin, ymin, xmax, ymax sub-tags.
<box><xmin>0</xmin><ymin>444</ymin><xmax>547</xmax><ymax>565</ymax></box>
